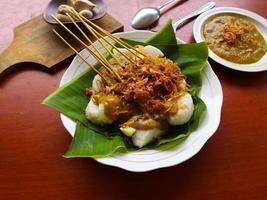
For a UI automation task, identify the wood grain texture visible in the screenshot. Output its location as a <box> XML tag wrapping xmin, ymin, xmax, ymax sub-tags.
<box><xmin>0</xmin><ymin>13</ymin><xmax>123</xmax><ymax>74</ymax></box>
<box><xmin>0</xmin><ymin>0</ymin><xmax>267</xmax><ymax>200</ymax></box>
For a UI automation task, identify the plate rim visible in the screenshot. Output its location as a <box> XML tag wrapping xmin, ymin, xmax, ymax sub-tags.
<box><xmin>193</xmin><ymin>7</ymin><xmax>267</xmax><ymax>72</ymax></box>
<box><xmin>59</xmin><ymin>30</ymin><xmax>223</xmax><ymax>172</ymax></box>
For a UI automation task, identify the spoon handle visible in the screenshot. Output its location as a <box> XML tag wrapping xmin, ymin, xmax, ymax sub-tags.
<box><xmin>158</xmin><ymin>0</ymin><xmax>182</xmax><ymax>13</ymax></box>
<box><xmin>172</xmin><ymin>1</ymin><xmax>216</xmax><ymax>30</ymax></box>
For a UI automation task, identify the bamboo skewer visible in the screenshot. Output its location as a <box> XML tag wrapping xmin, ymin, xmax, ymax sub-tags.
<box><xmin>83</xmin><ymin>23</ymin><xmax>137</xmax><ymax>64</ymax></box>
<box><xmin>52</xmin><ymin>15</ymin><xmax>110</xmax><ymax>71</ymax></box>
<box><xmin>51</xmin><ymin>15</ymin><xmax>121</xmax><ymax>81</ymax></box>
<box><xmin>66</xmin><ymin>13</ymin><xmax>120</xmax><ymax>70</ymax></box>
<box><xmin>69</xmin><ymin>8</ymin><xmax>137</xmax><ymax>64</ymax></box>
<box><xmin>70</xmin><ymin>11</ymin><xmax>131</xmax><ymax>67</ymax></box>
<box><xmin>76</xmin><ymin>12</ymin><xmax>147</xmax><ymax>58</ymax></box>
<box><xmin>85</xmin><ymin>24</ymin><xmax>136</xmax><ymax>64</ymax></box>
<box><xmin>66</xmin><ymin>10</ymin><xmax>124</xmax><ymax>67</ymax></box>
<box><xmin>81</xmin><ymin>25</ymin><xmax>125</xmax><ymax>67</ymax></box>
<box><xmin>51</xmin><ymin>8</ymin><xmax>150</xmax><ymax>85</ymax></box>
<box><xmin>52</xmin><ymin>30</ymin><xmax>109</xmax><ymax>84</ymax></box>
<box><xmin>70</xmin><ymin>8</ymin><xmax>146</xmax><ymax>59</ymax></box>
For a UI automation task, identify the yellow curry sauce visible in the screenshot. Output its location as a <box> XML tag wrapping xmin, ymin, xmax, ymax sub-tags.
<box><xmin>203</xmin><ymin>14</ymin><xmax>267</xmax><ymax>64</ymax></box>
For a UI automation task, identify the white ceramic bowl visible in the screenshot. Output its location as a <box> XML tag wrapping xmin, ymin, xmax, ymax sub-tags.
<box><xmin>59</xmin><ymin>31</ymin><xmax>223</xmax><ymax>172</ymax></box>
<box><xmin>193</xmin><ymin>7</ymin><xmax>267</xmax><ymax>72</ymax></box>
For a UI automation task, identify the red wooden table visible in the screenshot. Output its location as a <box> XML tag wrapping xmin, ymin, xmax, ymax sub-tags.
<box><xmin>0</xmin><ymin>0</ymin><xmax>267</xmax><ymax>199</ymax></box>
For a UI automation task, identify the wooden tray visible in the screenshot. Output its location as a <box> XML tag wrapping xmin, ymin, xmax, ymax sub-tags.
<box><xmin>0</xmin><ymin>14</ymin><xmax>123</xmax><ymax>75</ymax></box>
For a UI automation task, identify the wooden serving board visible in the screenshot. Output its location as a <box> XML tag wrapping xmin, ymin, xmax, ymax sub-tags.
<box><xmin>0</xmin><ymin>14</ymin><xmax>123</xmax><ymax>75</ymax></box>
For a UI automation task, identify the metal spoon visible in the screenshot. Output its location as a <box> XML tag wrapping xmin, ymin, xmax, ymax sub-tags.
<box><xmin>131</xmin><ymin>0</ymin><xmax>183</xmax><ymax>29</ymax></box>
<box><xmin>172</xmin><ymin>1</ymin><xmax>216</xmax><ymax>30</ymax></box>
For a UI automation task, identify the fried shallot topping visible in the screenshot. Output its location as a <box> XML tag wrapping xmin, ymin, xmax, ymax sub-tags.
<box><xmin>223</xmin><ymin>23</ymin><xmax>250</xmax><ymax>44</ymax></box>
<box><xmin>86</xmin><ymin>54</ymin><xmax>188</xmax><ymax>121</ymax></box>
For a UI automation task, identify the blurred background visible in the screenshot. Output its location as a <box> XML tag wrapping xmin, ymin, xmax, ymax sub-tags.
<box><xmin>0</xmin><ymin>0</ymin><xmax>264</xmax><ymax>52</ymax></box>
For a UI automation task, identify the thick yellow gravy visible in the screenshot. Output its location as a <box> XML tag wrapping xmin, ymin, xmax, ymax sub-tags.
<box><xmin>203</xmin><ymin>14</ymin><xmax>267</xmax><ymax>64</ymax></box>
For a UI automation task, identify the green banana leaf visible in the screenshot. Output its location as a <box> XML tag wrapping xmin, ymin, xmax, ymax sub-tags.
<box><xmin>42</xmin><ymin>20</ymin><xmax>208</xmax><ymax>158</ymax></box>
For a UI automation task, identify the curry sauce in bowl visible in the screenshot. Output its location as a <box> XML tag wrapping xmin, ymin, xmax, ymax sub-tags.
<box><xmin>203</xmin><ymin>14</ymin><xmax>267</xmax><ymax>64</ymax></box>
<box><xmin>194</xmin><ymin>7</ymin><xmax>267</xmax><ymax>72</ymax></box>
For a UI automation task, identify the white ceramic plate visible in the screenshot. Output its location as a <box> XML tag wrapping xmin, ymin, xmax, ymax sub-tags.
<box><xmin>59</xmin><ymin>31</ymin><xmax>223</xmax><ymax>172</ymax></box>
<box><xmin>193</xmin><ymin>7</ymin><xmax>267</xmax><ymax>72</ymax></box>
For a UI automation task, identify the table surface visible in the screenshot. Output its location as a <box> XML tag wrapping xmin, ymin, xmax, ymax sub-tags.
<box><xmin>0</xmin><ymin>0</ymin><xmax>267</xmax><ymax>199</ymax></box>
